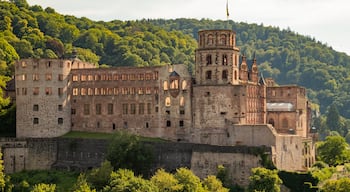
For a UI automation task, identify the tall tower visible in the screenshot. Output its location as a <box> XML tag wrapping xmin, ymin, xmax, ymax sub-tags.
<box><xmin>195</xmin><ymin>30</ymin><xmax>240</xmax><ymax>85</ymax></box>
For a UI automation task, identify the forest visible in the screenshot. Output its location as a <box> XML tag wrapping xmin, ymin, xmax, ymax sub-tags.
<box><xmin>1</xmin><ymin>1</ymin><xmax>350</xmax><ymax>135</ymax></box>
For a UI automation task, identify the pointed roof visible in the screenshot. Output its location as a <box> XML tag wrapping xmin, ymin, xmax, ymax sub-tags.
<box><xmin>170</xmin><ymin>71</ymin><xmax>180</xmax><ymax>77</ymax></box>
<box><xmin>259</xmin><ymin>73</ymin><xmax>266</xmax><ymax>85</ymax></box>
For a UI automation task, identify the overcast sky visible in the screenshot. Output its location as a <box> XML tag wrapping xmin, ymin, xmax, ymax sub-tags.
<box><xmin>27</xmin><ymin>0</ymin><xmax>350</xmax><ymax>55</ymax></box>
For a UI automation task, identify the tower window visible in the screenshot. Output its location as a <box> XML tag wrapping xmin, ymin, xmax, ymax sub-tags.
<box><xmin>166</xmin><ymin>120</ymin><xmax>171</xmax><ymax>127</ymax></box>
<box><xmin>222</xmin><ymin>54</ymin><xmax>228</xmax><ymax>65</ymax></box>
<box><xmin>33</xmin><ymin>118</ymin><xmax>39</xmax><ymax>124</ymax></box>
<box><xmin>58</xmin><ymin>118</ymin><xmax>63</xmax><ymax>125</ymax></box>
<box><xmin>179</xmin><ymin>120</ymin><xmax>184</xmax><ymax>127</ymax></box>
<box><xmin>206</xmin><ymin>55</ymin><xmax>212</xmax><ymax>65</ymax></box>
<box><xmin>206</xmin><ymin>71</ymin><xmax>212</xmax><ymax>80</ymax></box>
<box><xmin>222</xmin><ymin>70</ymin><xmax>228</xmax><ymax>80</ymax></box>
<box><xmin>33</xmin><ymin>104</ymin><xmax>39</xmax><ymax>111</ymax></box>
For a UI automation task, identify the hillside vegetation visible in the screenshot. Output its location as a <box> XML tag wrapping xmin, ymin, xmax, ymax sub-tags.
<box><xmin>1</xmin><ymin>0</ymin><xmax>350</xmax><ymax>132</ymax></box>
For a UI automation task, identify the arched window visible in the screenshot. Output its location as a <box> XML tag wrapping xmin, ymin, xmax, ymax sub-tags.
<box><xmin>207</xmin><ymin>34</ymin><xmax>213</xmax><ymax>45</ymax></box>
<box><xmin>165</xmin><ymin>97</ymin><xmax>171</xmax><ymax>107</ymax></box>
<box><xmin>222</xmin><ymin>54</ymin><xmax>228</xmax><ymax>65</ymax></box>
<box><xmin>222</xmin><ymin>70</ymin><xmax>228</xmax><ymax>80</ymax></box>
<box><xmin>206</xmin><ymin>71</ymin><xmax>212</xmax><ymax>80</ymax></box>
<box><xmin>234</xmin><ymin>70</ymin><xmax>237</xmax><ymax>80</ymax></box>
<box><xmin>163</xmin><ymin>81</ymin><xmax>168</xmax><ymax>91</ymax></box>
<box><xmin>206</xmin><ymin>55</ymin><xmax>212</xmax><ymax>65</ymax></box>
<box><xmin>268</xmin><ymin>118</ymin><xmax>275</xmax><ymax>127</ymax></box>
<box><xmin>220</xmin><ymin>34</ymin><xmax>227</xmax><ymax>45</ymax></box>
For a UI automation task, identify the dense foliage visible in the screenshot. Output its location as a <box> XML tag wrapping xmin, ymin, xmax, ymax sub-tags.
<box><xmin>317</xmin><ymin>135</ymin><xmax>350</xmax><ymax>166</ymax></box>
<box><xmin>248</xmin><ymin>167</ymin><xmax>282</xmax><ymax>192</ymax></box>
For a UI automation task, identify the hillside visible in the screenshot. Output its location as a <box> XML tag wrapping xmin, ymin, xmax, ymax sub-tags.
<box><xmin>1</xmin><ymin>0</ymin><xmax>350</xmax><ymax>121</ymax></box>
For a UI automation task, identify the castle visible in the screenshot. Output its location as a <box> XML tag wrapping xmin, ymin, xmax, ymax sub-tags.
<box><xmin>14</xmin><ymin>29</ymin><xmax>315</xmax><ymax>173</ymax></box>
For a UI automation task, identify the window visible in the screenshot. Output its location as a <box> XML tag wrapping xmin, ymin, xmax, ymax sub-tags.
<box><xmin>58</xmin><ymin>88</ymin><xmax>63</xmax><ymax>96</ymax></box>
<box><xmin>130</xmin><ymin>87</ymin><xmax>135</xmax><ymax>95</ymax></box>
<box><xmin>166</xmin><ymin>120</ymin><xmax>171</xmax><ymax>127</ymax></box>
<box><xmin>58</xmin><ymin>74</ymin><xmax>64</xmax><ymax>81</ymax></box>
<box><xmin>81</xmin><ymin>75</ymin><xmax>87</xmax><ymax>81</ymax></box>
<box><xmin>220</xmin><ymin>34</ymin><xmax>227</xmax><ymax>45</ymax></box>
<box><xmin>222</xmin><ymin>54</ymin><xmax>228</xmax><ymax>65</ymax></box>
<box><xmin>180</xmin><ymin>96</ymin><xmax>185</xmax><ymax>106</ymax></box>
<box><xmin>170</xmin><ymin>79</ymin><xmax>179</xmax><ymax>89</ymax></box>
<box><xmin>88</xmin><ymin>75</ymin><xmax>93</xmax><ymax>81</ymax></box>
<box><xmin>147</xmin><ymin>103</ymin><xmax>152</xmax><ymax>114</ymax></box>
<box><xmin>108</xmin><ymin>103</ymin><xmax>113</xmax><ymax>115</ymax></box>
<box><xmin>130</xmin><ymin>104</ymin><xmax>136</xmax><ymax>114</ymax></box>
<box><xmin>33</xmin><ymin>74</ymin><xmax>39</xmax><ymax>81</ymax></box>
<box><xmin>84</xmin><ymin>104</ymin><xmax>90</xmax><ymax>115</ymax></box>
<box><xmin>21</xmin><ymin>61</ymin><xmax>27</xmax><ymax>68</ymax></box>
<box><xmin>73</xmin><ymin>88</ymin><xmax>78</xmax><ymax>95</ymax></box>
<box><xmin>138</xmin><ymin>74</ymin><xmax>144</xmax><ymax>80</ymax></box>
<box><xmin>71</xmin><ymin>108</ymin><xmax>76</xmax><ymax>115</ymax></box>
<box><xmin>107</xmin><ymin>74</ymin><xmax>113</xmax><ymax>80</ymax></box>
<box><xmin>122</xmin><ymin>104</ymin><xmax>128</xmax><ymax>114</ymax></box>
<box><xmin>33</xmin><ymin>87</ymin><xmax>39</xmax><ymax>95</ymax></box>
<box><xmin>282</xmin><ymin>118</ymin><xmax>288</xmax><ymax>128</ymax></box>
<box><xmin>95</xmin><ymin>74</ymin><xmax>100</xmax><ymax>81</ymax></box>
<box><xmin>206</xmin><ymin>54</ymin><xmax>212</xmax><ymax>65</ymax></box>
<box><xmin>96</xmin><ymin>104</ymin><xmax>102</xmax><ymax>115</ymax></box>
<box><xmin>180</xmin><ymin>110</ymin><xmax>185</xmax><ymax>115</ymax></box>
<box><xmin>33</xmin><ymin>118</ymin><xmax>39</xmax><ymax>124</ymax></box>
<box><xmin>95</xmin><ymin>88</ymin><xmax>100</xmax><ymax>95</ymax></box>
<box><xmin>33</xmin><ymin>104</ymin><xmax>39</xmax><ymax>111</ymax></box>
<box><xmin>182</xmin><ymin>80</ymin><xmax>187</xmax><ymax>90</ymax></box>
<box><xmin>113</xmin><ymin>74</ymin><xmax>119</xmax><ymax>80</ymax></box>
<box><xmin>129</xmin><ymin>74</ymin><xmax>136</xmax><ymax>80</ymax></box>
<box><xmin>222</xmin><ymin>70</ymin><xmax>228</xmax><ymax>80</ymax></box>
<box><xmin>206</xmin><ymin>71</ymin><xmax>212</xmax><ymax>80</ymax></box>
<box><xmin>145</xmin><ymin>73</ymin><xmax>152</xmax><ymax>80</ymax></box>
<box><xmin>179</xmin><ymin>120</ymin><xmax>184</xmax><ymax>127</ymax></box>
<box><xmin>45</xmin><ymin>87</ymin><xmax>52</xmax><ymax>95</ymax></box>
<box><xmin>114</xmin><ymin>88</ymin><xmax>119</xmax><ymax>95</ymax></box>
<box><xmin>139</xmin><ymin>103</ymin><xmax>145</xmax><ymax>114</ymax></box>
<box><xmin>81</xmin><ymin>88</ymin><xmax>86</xmax><ymax>95</ymax></box>
<box><xmin>122</xmin><ymin>88</ymin><xmax>128</xmax><ymax>95</ymax></box>
<box><xmin>137</xmin><ymin>87</ymin><xmax>144</xmax><ymax>95</ymax></box>
<box><xmin>46</xmin><ymin>73</ymin><xmax>52</xmax><ymax>81</ymax></box>
<box><xmin>88</xmin><ymin>88</ymin><xmax>93</xmax><ymax>95</ymax></box>
<box><xmin>268</xmin><ymin>118</ymin><xmax>275</xmax><ymax>127</ymax></box>
<box><xmin>165</xmin><ymin>97</ymin><xmax>171</xmax><ymax>107</ymax></box>
<box><xmin>22</xmin><ymin>88</ymin><xmax>27</xmax><ymax>95</ymax></box>
<box><xmin>72</xmin><ymin>75</ymin><xmax>78</xmax><ymax>81</ymax></box>
<box><xmin>207</xmin><ymin>34</ymin><xmax>213</xmax><ymax>45</ymax></box>
<box><xmin>163</xmin><ymin>80</ymin><xmax>169</xmax><ymax>91</ymax></box>
<box><xmin>101</xmin><ymin>74</ymin><xmax>106</xmax><ymax>80</ymax></box>
<box><xmin>121</xmin><ymin>74</ymin><xmax>128</xmax><ymax>80</ymax></box>
<box><xmin>145</xmin><ymin>87</ymin><xmax>152</xmax><ymax>94</ymax></box>
<box><xmin>58</xmin><ymin>118</ymin><xmax>63</xmax><ymax>124</ymax></box>
<box><xmin>58</xmin><ymin>105</ymin><xmax>63</xmax><ymax>111</ymax></box>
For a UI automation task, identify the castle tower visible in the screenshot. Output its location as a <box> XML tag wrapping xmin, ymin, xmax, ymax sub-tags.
<box><xmin>239</xmin><ymin>54</ymin><xmax>248</xmax><ymax>83</ymax></box>
<box><xmin>249</xmin><ymin>55</ymin><xmax>259</xmax><ymax>83</ymax></box>
<box><xmin>195</xmin><ymin>30</ymin><xmax>240</xmax><ymax>85</ymax></box>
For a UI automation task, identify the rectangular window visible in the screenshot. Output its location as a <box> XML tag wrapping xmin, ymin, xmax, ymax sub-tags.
<box><xmin>33</xmin><ymin>74</ymin><xmax>39</xmax><ymax>81</ymax></box>
<box><xmin>72</xmin><ymin>75</ymin><xmax>79</xmax><ymax>81</ymax></box>
<box><xmin>46</xmin><ymin>61</ymin><xmax>51</xmax><ymax>68</ymax></box>
<box><xmin>22</xmin><ymin>88</ymin><xmax>27</xmax><ymax>95</ymax></box>
<box><xmin>179</xmin><ymin>120</ymin><xmax>184</xmax><ymax>127</ymax></box>
<box><xmin>107</xmin><ymin>74</ymin><xmax>113</xmax><ymax>80</ymax></box>
<box><xmin>130</xmin><ymin>104</ymin><xmax>136</xmax><ymax>114</ymax></box>
<box><xmin>121</xmin><ymin>74</ymin><xmax>128</xmax><ymax>80</ymax></box>
<box><xmin>58</xmin><ymin>118</ymin><xmax>63</xmax><ymax>124</ymax></box>
<box><xmin>166</xmin><ymin>120</ymin><xmax>171</xmax><ymax>127</ymax></box>
<box><xmin>46</xmin><ymin>73</ymin><xmax>52</xmax><ymax>81</ymax></box>
<box><xmin>147</xmin><ymin>103</ymin><xmax>152</xmax><ymax>114</ymax></box>
<box><xmin>139</xmin><ymin>103</ymin><xmax>144</xmax><ymax>114</ymax></box>
<box><xmin>33</xmin><ymin>118</ymin><xmax>39</xmax><ymax>124</ymax></box>
<box><xmin>88</xmin><ymin>88</ymin><xmax>93</xmax><ymax>95</ymax></box>
<box><xmin>129</xmin><ymin>74</ymin><xmax>136</xmax><ymax>80</ymax></box>
<box><xmin>58</xmin><ymin>105</ymin><xmax>63</xmax><ymax>111</ymax></box>
<box><xmin>71</xmin><ymin>108</ymin><xmax>76</xmax><ymax>115</ymax></box>
<box><xmin>108</xmin><ymin>103</ymin><xmax>113</xmax><ymax>115</ymax></box>
<box><xmin>84</xmin><ymin>104</ymin><xmax>90</xmax><ymax>115</ymax></box>
<box><xmin>81</xmin><ymin>88</ymin><xmax>86</xmax><ymax>95</ymax></box>
<box><xmin>58</xmin><ymin>74</ymin><xmax>64</xmax><ymax>81</ymax></box>
<box><xmin>33</xmin><ymin>104</ymin><xmax>39</xmax><ymax>111</ymax></box>
<box><xmin>180</xmin><ymin>110</ymin><xmax>185</xmax><ymax>115</ymax></box>
<box><xmin>138</xmin><ymin>87</ymin><xmax>144</xmax><ymax>95</ymax></box>
<box><xmin>145</xmin><ymin>73</ymin><xmax>152</xmax><ymax>80</ymax></box>
<box><xmin>113</xmin><ymin>74</ymin><xmax>119</xmax><ymax>80</ymax></box>
<box><xmin>45</xmin><ymin>87</ymin><xmax>52</xmax><ymax>95</ymax></box>
<box><xmin>101</xmin><ymin>74</ymin><xmax>106</xmax><ymax>80</ymax></box>
<box><xmin>114</xmin><ymin>88</ymin><xmax>119</xmax><ymax>95</ymax></box>
<box><xmin>81</xmin><ymin>75</ymin><xmax>87</xmax><ymax>81</ymax></box>
<box><xmin>122</xmin><ymin>88</ymin><xmax>128</xmax><ymax>95</ymax></box>
<box><xmin>33</xmin><ymin>87</ymin><xmax>39</xmax><ymax>95</ymax></box>
<box><xmin>88</xmin><ymin>75</ymin><xmax>93</xmax><ymax>81</ymax></box>
<box><xmin>58</xmin><ymin>88</ymin><xmax>63</xmax><ymax>96</ymax></box>
<box><xmin>122</xmin><ymin>104</ymin><xmax>128</xmax><ymax>115</ymax></box>
<box><xmin>145</xmin><ymin>87</ymin><xmax>152</xmax><ymax>94</ymax></box>
<box><xmin>96</xmin><ymin>104</ymin><xmax>102</xmax><ymax>115</ymax></box>
<box><xmin>138</xmin><ymin>74</ymin><xmax>144</xmax><ymax>80</ymax></box>
<box><xmin>94</xmin><ymin>88</ymin><xmax>100</xmax><ymax>95</ymax></box>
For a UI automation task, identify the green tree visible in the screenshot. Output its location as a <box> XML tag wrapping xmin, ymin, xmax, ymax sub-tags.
<box><xmin>102</xmin><ymin>169</ymin><xmax>158</xmax><ymax>192</ymax></box>
<box><xmin>321</xmin><ymin>178</ymin><xmax>350</xmax><ymax>192</ymax></box>
<box><xmin>30</xmin><ymin>183</ymin><xmax>56</xmax><ymax>192</ymax></box>
<box><xmin>150</xmin><ymin>169</ymin><xmax>182</xmax><ymax>192</ymax></box>
<box><xmin>0</xmin><ymin>75</ymin><xmax>11</xmax><ymax>112</ymax></box>
<box><xmin>106</xmin><ymin>131</ymin><xmax>154</xmax><ymax>175</ymax></box>
<box><xmin>202</xmin><ymin>175</ymin><xmax>229</xmax><ymax>192</ymax></box>
<box><xmin>87</xmin><ymin>161</ymin><xmax>113</xmax><ymax>191</ymax></box>
<box><xmin>174</xmin><ymin>167</ymin><xmax>205</xmax><ymax>192</ymax></box>
<box><xmin>317</xmin><ymin>135</ymin><xmax>350</xmax><ymax>166</ymax></box>
<box><xmin>248</xmin><ymin>167</ymin><xmax>282</xmax><ymax>192</ymax></box>
<box><xmin>71</xmin><ymin>174</ymin><xmax>96</xmax><ymax>192</ymax></box>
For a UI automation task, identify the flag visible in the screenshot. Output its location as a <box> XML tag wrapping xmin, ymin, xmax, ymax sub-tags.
<box><xmin>226</xmin><ymin>0</ymin><xmax>230</xmax><ymax>18</ymax></box>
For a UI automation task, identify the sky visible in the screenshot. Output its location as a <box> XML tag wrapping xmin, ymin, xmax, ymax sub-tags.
<box><xmin>26</xmin><ymin>0</ymin><xmax>350</xmax><ymax>55</ymax></box>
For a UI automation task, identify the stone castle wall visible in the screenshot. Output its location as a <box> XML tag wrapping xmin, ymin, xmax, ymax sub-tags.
<box><xmin>1</xmin><ymin>138</ymin><xmax>268</xmax><ymax>187</ymax></box>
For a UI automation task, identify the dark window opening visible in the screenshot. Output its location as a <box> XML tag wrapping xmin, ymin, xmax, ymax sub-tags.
<box><xmin>180</xmin><ymin>110</ymin><xmax>185</xmax><ymax>115</ymax></box>
<box><xmin>222</xmin><ymin>70</ymin><xmax>228</xmax><ymax>80</ymax></box>
<box><xmin>146</xmin><ymin>122</ymin><xmax>149</xmax><ymax>128</ymax></box>
<box><xmin>206</xmin><ymin>55</ymin><xmax>212</xmax><ymax>65</ymax></box>
<box><xmin>113</xmin><ymin>123</ymin><xmax>116</xmax><ymax>130</ymax></box>
<box><xmin>179</xmin><ymin>120</ymin><xmax>184</xmax><ymax>127</ymax></box>
<box><xmin>33</xmin><ymin>104</ymin><xmax>39</xmax><ymax>111</ymax></box>
<box><xmin>58</xmin><ymin>118</ymin><xmax>63</xmax><ymax>124</ymax></box>
<box><xmin>206</xmin><ymin>71</ymin><xmax>212</xmax><ymax>80</ymax></box>
<box><xmin>166</xmin><ymin>120</ymin><xmax>171</xmax><ymax>127</ymax></box>
<box><xmin>71</xmin><ymin>109</ymin><xmax>76</xmax><ymax>115</ymax></box>
<box><xmin>97</xmin><ymin>121</ymin><xmax>100</xmax><ymax>128</ymax></box>
<box><xmin>33</xmin><ymin>118</ymin><xmax>39</xmax><ymax>124</ymax></box>
<box><xmin>124</xmin><ymin>121</ymin><xmax>128</xmax><ymax>128</ymax></box>
<box><xmin>220</xmin><ymin>112</ymin><xmax>227</xmax><ymax>115</ymax></box>
<box><xmin>206</xmin><ymin>92</ymin><xmax>211</xmax><ymax>96</ymax></box>
<box><xmin>166</xmin><ymin>110</ymin><xmax>170</xmax><ymax>115</ymax></box>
